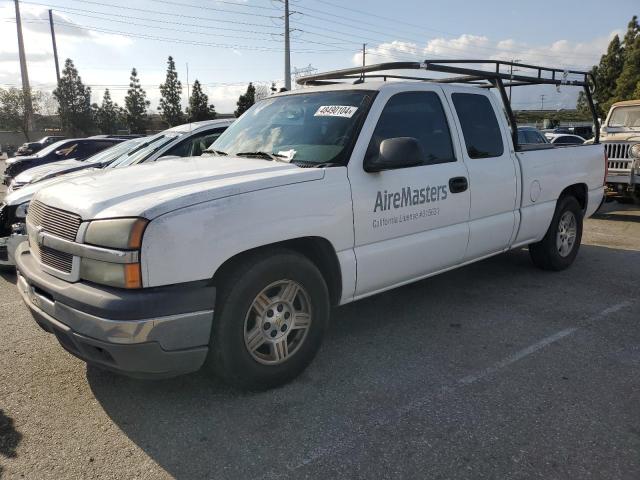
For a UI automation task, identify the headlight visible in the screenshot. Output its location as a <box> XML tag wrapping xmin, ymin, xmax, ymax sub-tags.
<box><xmin>80</xmin><ymin>218</ymin><xmax>148</xmax><ymax>289</ymax></box>
<box><xmin>84</xmin><ymin>217</ymin><xmax>147</xmax><ymax>249</ymax></box>
<box><xmin>630</xmin><ymin>144</ymin><xmax>640</xmax><ymax>173</ymax></box>
<box><xmin>15</xmin><ymin>202</ymin><xmax>29</xmax><ymax>219</ymax></box>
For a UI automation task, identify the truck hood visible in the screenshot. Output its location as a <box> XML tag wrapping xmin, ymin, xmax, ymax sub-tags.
<box><xmin>6</xmin><ymin>154</ymin><xmax>38</xmax><ymax>166</ymax></box>
<box><xmin>600</xmin><ymin>132</ymin><xmax>640</xmax><ymax>142</ymax></box>
<box><xmin>34</xmin><ymin>156</ymin><xmax>325</xmax><ymax>220</ymax></box>
<box><xmin>13</xmin><ymin>159</ymin><xmax>85</xmax><ymax>184</ymax></box>
<box><xmin>4</xmin><ymin>167</ymin><xmax>101</xmax><ymax>206</ymax></box>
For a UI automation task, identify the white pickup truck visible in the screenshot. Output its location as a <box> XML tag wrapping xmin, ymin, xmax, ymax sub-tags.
<box><xmin>15</xmin><ymin>61</ymin><xmax>605</xmax><ymax>389</ymax></box>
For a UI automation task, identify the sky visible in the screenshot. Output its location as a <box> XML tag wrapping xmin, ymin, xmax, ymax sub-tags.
<box><xmin>0</xmin><ymin>0</ymin><xmax>638</xmax><ymax>114</ymax></box>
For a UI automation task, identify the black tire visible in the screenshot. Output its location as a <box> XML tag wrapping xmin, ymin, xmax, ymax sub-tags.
<box><xmin>529</xmin><ymin>195</ymin><xmax>583</xmax><ymax>271</ymax></box>
<box><xmin>206</xmin><ymin>249</ymin><xmax>330</xmax><ymax>390</ymax></box>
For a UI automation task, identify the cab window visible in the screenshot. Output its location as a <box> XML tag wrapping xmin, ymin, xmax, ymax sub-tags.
<box><xmin>452</xmin><ymin>93</ymin><xmax>504</xmax><ymax>159</ymax></box>
<box><xmin>366</xmin><ymin>91</ymin><xmax>456</xmax><ymax>167</ymax></box>
<box><xmin>164</xmin><ymin>129</ymin><xmax>226</xmax><ymax>157</ymax></box>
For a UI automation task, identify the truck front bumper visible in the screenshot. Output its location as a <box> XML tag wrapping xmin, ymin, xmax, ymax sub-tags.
<box><xmin>0</xmin><ymin>234</ymin><xmax>27</xmax><ymax>267</ymax></box>
<box><xmin>15</xmin><ymin>242</ymin><xmax>216</xmax><ymax>378</ymax></box>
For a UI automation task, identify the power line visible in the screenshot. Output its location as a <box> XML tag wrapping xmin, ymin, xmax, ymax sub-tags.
<box><xmin>17</xmin><ymin>0</ymin><xmax>279</xmax><ymax>29</ymax></box>
<box><xmin>2</xmin><ymin>18</ymin><xmax>351</xmax><ymax>53</ymax></box>
<box><xmin>5</xmin><ymin>0</ymin><xmax>599</xmax><ymax>69</ymax></box>
<box><xmin>20</xmin><ymin>1</ymin><xmax>282</xmax><ymax>35</ymax></box>
<box><xmin>298</xmin><ymin>1</ymin><xmax>600</xmax><ymax>63</ymax></box>
<box><xmin>28</xmin><ymin>8</ymin><xmax>340</xmax><ymax>48</ymax></box>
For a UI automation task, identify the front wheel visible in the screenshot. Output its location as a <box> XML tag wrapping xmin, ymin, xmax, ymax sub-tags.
<box><xmin>207</xmin><ymin>249</ymin><xmax>330</xmax><ymax>390</ymax></box>
<box><xmin>529</xmin><ymin>196</ymin><xmax>583</xmax><ymax>271</ymax></box>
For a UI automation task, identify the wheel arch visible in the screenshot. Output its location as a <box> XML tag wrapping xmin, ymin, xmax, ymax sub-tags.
<box><xmin>559</xmin><ymin>183</ymin><xmax>588</xmax><ymax>212</ymax></box>
<box><xmin>212</xmin><ymin>236</ymin><xmax>343</xmax><ymax>306</ymax></box>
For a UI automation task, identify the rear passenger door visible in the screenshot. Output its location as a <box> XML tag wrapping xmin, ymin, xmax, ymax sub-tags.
<box><xmin>445</xmin><ymin>90</ymin><xmax>519</xmax><ymax>260</ymax></box>
<box><xmin>349</xmin><ymin>86</ymin><xmax>471</xmax><ymax>297</ymax></box>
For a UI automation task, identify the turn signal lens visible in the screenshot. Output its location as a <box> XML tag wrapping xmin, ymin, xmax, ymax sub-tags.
<box><xmin>124</xmin><ymin>263</ymin><xmax>142</xmax><ymax>289</ymax></box>
<box><xmin>127</xmin><ymin>218</ymin><xmax>148</xmax><ymax>249</ymax></box>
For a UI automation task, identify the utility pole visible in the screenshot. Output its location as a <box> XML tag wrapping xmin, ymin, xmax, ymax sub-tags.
<box><xmin>540</xmin><ymin>94</ymin><xmax>546</xmax><ymax>111</ymax></box>
<box><xmin>362</xmin><ymin>43</ymin><xmax>366</xmax><ymax>69</ymax></box>
<box><xmin>186</xmin><ymin>63</ymin><xmax>190</xmax><ymax>102</ymax></box>
<box><xmin>284</xmin><ymin>0</ymin><xmax>291</xmax><ymax>91</ymax></box>
<box><xmin>48</xmin><ymin>9</ymin><xmax>60</xmax><ymax>83</ymax></box>
<box><xmin>14</xmin><ymin>0</ymin><xmax>34</xmax><ymax>133</ymax></box>
<box><xmin>508</xmin><ymin>58</ymin><xmax>520</xmax><ymax>103</ymax></box>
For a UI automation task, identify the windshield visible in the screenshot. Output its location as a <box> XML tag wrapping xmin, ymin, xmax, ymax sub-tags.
<box><xmin>34</xmin><ymin>140</ymin><xmax>71</xmax><ymax>158</ymax></box>
<box><xmin>107</xmin><ymin>133</ymin><xmax>180</xmax><ymax>168</ymax></box>
<box><xmin>608</xmin><ymin>106</ymin><xmax>640</xmax><ymax>128</ymax></box>
<box><xmin>86</xmin><ymin>137</ymin><xmax>147</xmax><ymax>164</ymax></box>
<box><xmin>210</xmin><ymin>90</ymin><xmax>373</xmax><ymax>165</ymax></box>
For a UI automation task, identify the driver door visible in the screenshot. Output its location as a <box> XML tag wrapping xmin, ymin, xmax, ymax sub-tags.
<box><xmin>348</xmin><ymin>86</ymin><xmax>470</xmax><ymax>298</ymax></box>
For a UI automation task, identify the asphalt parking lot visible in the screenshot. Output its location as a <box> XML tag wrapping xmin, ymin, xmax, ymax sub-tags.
<box><xmin>1</xmin><ymin>162</ymin><xmax>639</xmax><ymax>479</ymax></box>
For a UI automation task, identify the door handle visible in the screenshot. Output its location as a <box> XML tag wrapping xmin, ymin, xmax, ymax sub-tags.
<box><xmin>449</xmin><ymin>176</ymin><xmax>468</xmax><ymax>193</ymax></box>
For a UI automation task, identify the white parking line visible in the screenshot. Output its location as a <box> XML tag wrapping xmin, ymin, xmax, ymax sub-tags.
<box><xmin>272</xmin><ymin>300</ymin><xmax>633</xmax><ymax>477</ymax></box>
<box><xmin>459</xmin><ymin>300</ymin><xmax>631</xmax><ymax>386</ymax></box>
<box><xmin>458</xmin><ymin>327</ymin><xmax>578</xmax><ymax>385</ymax></box>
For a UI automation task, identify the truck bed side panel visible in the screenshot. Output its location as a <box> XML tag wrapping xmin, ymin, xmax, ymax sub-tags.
<box><xmin>514</xmin><ymin>144</ymin><xmax>604</xmax><ymax>245</ymax></box>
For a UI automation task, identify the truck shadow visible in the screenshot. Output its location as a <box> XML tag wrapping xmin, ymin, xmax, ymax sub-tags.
<box><xmin>593</xmin><ymin>202</ymin><xmax>640</xmax><ymax>223</ymax></box>
<box><xmin>592</xmin><ymin>211</ymin><xmax>640</xmax><ymax>224</ymax></box>
<box><xmin>0</xmin><ymin>409</ymin><xmax>22</xmax><ymax>478</ymax></box>
<box><xmin>86</xmin><ymin>244</ymin><xmax>640</xmax><ymax>479</ymax></box>
<box><xmin>0</xmin><ymin>269</ymin><xmax>16</xmax><ymax>284</ymax></box>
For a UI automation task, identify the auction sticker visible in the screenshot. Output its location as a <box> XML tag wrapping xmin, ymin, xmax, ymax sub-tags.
<box><xmin>314</xmin><ymin>105</ymin><xmax>358</xmax><ymax>118</ymax></box>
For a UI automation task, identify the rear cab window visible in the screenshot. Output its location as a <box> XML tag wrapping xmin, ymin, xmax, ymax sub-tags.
<box><xmin>451</xmin><ymin>93</ymin><xmax>504</xmax><ymax>159</ymax></box>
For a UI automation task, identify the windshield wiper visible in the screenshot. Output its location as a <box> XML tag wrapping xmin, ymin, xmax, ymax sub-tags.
<box><xmin>236</xmin><ymin>151</ymin><xmax>287</xmax><ymax>161</ymax></box>
<box><xmin>203</xmin><ymin>149</ymin><xmax>228</xmax><ymax>156</ymax></box>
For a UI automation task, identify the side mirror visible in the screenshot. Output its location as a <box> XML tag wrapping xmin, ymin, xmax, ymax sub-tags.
<box><xmin>364</xmin><ymin>137</ymin><xmax>424</xmax><ymax>172</ymax></box>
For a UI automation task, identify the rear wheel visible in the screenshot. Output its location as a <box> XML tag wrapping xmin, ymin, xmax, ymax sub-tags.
<box><xmin>529</xmin><ymin>196</ymin><xmax>583</xmax><ymax>271</ymax></box>
<box><xmin>207</xmin><ymin>249</ymin><xmax>330</xmax><ymax>390</ymax></box>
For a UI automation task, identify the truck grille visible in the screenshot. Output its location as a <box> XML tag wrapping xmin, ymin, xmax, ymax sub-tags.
<box><xmin>604</xmin><ymin>142</ymin><xmax>633</xmax><ymax>175</ymax></box>
<box><xmin>27</xmin><ymin>200</ymin><xmax>81</xmax><ymax>273</ymax></box>
<box><xmin>604</xmin><ymin>142</ymin><xmax>631</xmax><ymax>160</ymax></box>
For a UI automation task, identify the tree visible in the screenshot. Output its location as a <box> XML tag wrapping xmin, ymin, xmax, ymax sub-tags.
<box><xmin>186</xmin><ymin>79</ymin><xmax>216</xmax><ymax>122</ymax></box>
<box><xmin>94</xmin><ymin>89</ymin><xmax>122</xmax><ymax>134</ymax></box>
<box><xmin>612</xmin><ymin>16</ymin><xmax>640</xmax><ymax>105</ymax></box>
<box><xmin>0</xmin><ymin>88</ymin><xmax>42</xmax><ymax>140</ymax></box>
<box><xmin>53</xmin><ymin>59</ymin><xmax>93</xmax><ymax>135</ymax></box>
<box><xmin>254</xmin><ymin>83</ymin><xmax>272</xmax><ymax>102</ymax></box>
<box><xmin>158</xmin><ymin>56</ymin><xmax>184</xmax><ymax>126</ymax></box>
<box><xmin>575</xmin><ymin>91</ymin><xmax>590</xmax><ymax>116</ymax></box>
<box><xmin>36</xmin><ymin>90</ymin><xmax>58</xmax><ymax>117</ymax></box>
<box><xmin>584</xmin><ymin>16</ymin><xmax>640</xmax><ymax>114</ymax></box>
<box><xmin>592</xmin><ymin>35</ymin><xmax>624</xmax><ymax>114</ymax></box>
<box><xmin>124</xmin><ymin>68</ymin><xmax>150</xmax><ymax>134</ymax></box>
<box><xmin>234</xmin><ymin>82</ymin><xmax>256</xmax><ymax>117</ymax></box>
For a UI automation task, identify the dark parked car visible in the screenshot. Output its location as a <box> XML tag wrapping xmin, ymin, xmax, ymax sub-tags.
<box><xmin>2</xmin><ymin>138</ymin><xmax>123</xmax><ymax>185</ymax></box>
<box><xmin>517</xmin><ymin>126</ymin><xmax>549</xmax><ymax>145</ymax></box>
<box><xmin>15</xmin><ymin>135</ymin><xmax>66</xmax><ymax>156</ymax></box>
<box><xmin>548</xmin><ymin>134</ymin><xmax>586</xmax><ymax>145</ymax></box>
